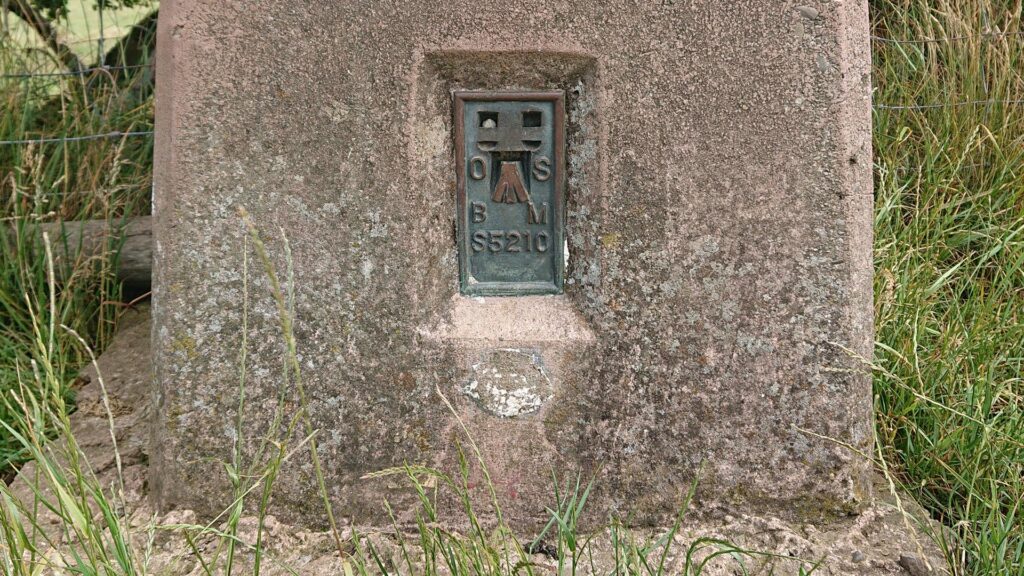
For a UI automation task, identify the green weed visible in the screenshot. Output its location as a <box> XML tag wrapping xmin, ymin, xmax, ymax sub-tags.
<box><xmin>0</xmin><ymin>236</ymin><xmax>140</xmax><ymax>575</ymax></box>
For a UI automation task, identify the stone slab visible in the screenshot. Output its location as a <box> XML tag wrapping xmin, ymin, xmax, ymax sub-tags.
<box><xmin>153</xmin><ymin>0</ymin><xmax>875</xmax><ymax>529</ymax></box>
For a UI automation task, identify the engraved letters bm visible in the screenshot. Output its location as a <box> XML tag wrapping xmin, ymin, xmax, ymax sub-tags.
<box><xmin>455</xmin><ymin>91</ymin><xmax>565</xmax><ymax>296</ymax></box>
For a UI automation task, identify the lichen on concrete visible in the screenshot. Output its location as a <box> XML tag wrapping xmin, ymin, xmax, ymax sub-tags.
<box><xmin>154</xmin><ymin>0</ymin><xmax>876</xmax><ymax>530</ymax></box>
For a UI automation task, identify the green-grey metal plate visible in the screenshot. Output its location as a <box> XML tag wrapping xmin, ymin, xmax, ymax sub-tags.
<box><xmin>455</xmin><ymin>91</ymin><xmax>565</xmax><ymax>296</ymax></box>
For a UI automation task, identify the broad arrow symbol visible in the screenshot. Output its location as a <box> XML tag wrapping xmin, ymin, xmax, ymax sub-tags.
<box><xmin>491</xmin><ymin>162</ymin><xmax>530</xmax><ymax>204</ymax></box>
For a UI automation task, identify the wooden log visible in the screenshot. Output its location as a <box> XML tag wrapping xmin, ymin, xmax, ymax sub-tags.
<box><xmin>8</xmin><ymin>216</ymin><xmax>152</xmax><ymax>286</ymax></box>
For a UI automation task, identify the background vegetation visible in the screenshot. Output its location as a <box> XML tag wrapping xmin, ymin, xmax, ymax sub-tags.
<box><xmin>1</xmin><ymin>0</ymin><xmax>1022</xmax><ymax>573</ymax></box>
<box><xmin>1</xmin><ymin>0</ymin><xmax>154</xmax><ymax>474</ymax></box>
<box><xmin>872</xmin><ymin>0</ymin><xmax>1024</xmax><ymax>572</ymax></box>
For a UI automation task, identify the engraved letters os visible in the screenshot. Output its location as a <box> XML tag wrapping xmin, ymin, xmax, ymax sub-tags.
<box><xmin>469</xmin><ymin>156</ymin><xmax>487</xmax><ymax>180</ymax></box>
<box><xmin>533</xmin><ymin>156</ymin><xmax>551</xmax><ymax>181</ymax></box>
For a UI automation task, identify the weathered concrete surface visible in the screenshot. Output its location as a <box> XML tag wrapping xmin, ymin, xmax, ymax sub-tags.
<box><xmin>14</xmin><ymin>310</ymin><xmax>949</xmax><ymax>575</ymax></box>
<box><xmin>153</xmin><ymin>0</ymin><xmax>875</xmax><ymax>529</ymax></box>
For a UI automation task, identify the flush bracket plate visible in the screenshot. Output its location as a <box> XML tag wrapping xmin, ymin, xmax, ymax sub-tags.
<box><xmin>454</xmin><ymin>91</ymin><xmax>565</xmax><ymax>296</ymax></box>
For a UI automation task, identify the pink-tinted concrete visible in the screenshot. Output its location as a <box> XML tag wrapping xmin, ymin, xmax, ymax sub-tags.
<box><xmin>153</xmin><ymin>0</ymin><xmax>874</xmax><ymax>530</ymax></box>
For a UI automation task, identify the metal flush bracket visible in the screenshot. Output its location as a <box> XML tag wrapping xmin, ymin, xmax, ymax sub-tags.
<box><xmin>454</xmin><ymin>91</ymin><xmax>566</xmax><ymax>296</ymax></box>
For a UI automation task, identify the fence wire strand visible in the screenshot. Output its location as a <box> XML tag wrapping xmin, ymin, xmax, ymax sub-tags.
<box><xmin>1</xmin><ymin>104</ymin><xmax>1022</xmax><ymax>146</ymax></box>
<box><xmin>871</xmin><ymin>30</ymin><xmax>1024</xmax><ymax>44</ymax></box>
<box><xmin>0</xmin><ymin>63</ymin><xmax>153</xmax><ymax>80</ymax></box>
<box><xmin>875</xmin><ymin>99</ymin><xmax>1024</xmax><ymax>111</ymax></box>
<box><xmin>0</xmin><ymin>131</ymin><xmax>154</xmax><ymax>146</ymax></box>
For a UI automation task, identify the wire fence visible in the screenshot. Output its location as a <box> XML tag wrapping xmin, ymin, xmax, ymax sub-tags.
<box><xmin>0</xmin><ymin>63</ymin><xmax>153</xmax><ymax>80</ymax></box>
<box><xmin>0</xmin><ymin>130</ymin><xmax>154</xmax><ymax>146</ymax></box>
<box><xmin>870</xmin><ymin>30</ymin><xmax>1024</xmax><ymax>44</ymax></box>
<box><xmin>0</xmin><ymin>23</ymin><xmax>1022</xmax><ymax>148</ymax></box>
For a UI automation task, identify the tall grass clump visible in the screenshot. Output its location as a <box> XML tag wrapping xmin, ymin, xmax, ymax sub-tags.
<box><xmin>871</xmin><ymin>0</ymin><xmax>1024</xmax><ymax>573</ymax></box>
<box><xmin>0</xmin><ymin>222</ymin><xmax>323</xmax><ymax>575</ymax></box>
<box><xmin>0</xmin><ymin>241</ymin><xmax>142</xmax><ymax>574</ymax></box>
<box><xmin>0</xmin><ymin>11</ymin><xmax>153</xmax><ymax>471</ymax></box>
